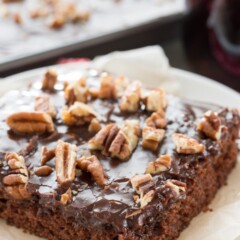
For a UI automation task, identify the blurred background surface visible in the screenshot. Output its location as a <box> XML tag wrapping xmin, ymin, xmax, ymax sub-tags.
<box><xmin>0</xmin><ymin>0</ymin><xmax>239</xmax><ymax>91</ymax></box>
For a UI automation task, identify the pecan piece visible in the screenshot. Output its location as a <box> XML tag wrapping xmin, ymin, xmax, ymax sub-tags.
<box><xmin>165</xmin><ymin>179</ymin><xmax>186</xmax><ymax>197</ymax></box>
<box><xmin>62</xmin><ymin>102</ymin><xmax>96</xmax><ymax>126</ymax></box>
<box><xmin>197</xmin><ymin>110</ymin><xmax>225</xmax><ymax>140</ymax></box>
<box><xmin>88</xmin><ymin>118</ymin><xmax>101</xmax><ymax>133</ymax></box>
<box><xmin>77</xmin><ymin>155</ymin><xmax>106</xmax><ymax>186</ymax></box>
<box><xmin>89</xmin><ymin>123</ymin><xmax>120</xmax><ymax>151</ymax></box>
<box><xmin>99</xmin><ymin>73</ymin><xmax>116</xmax><ymax>99</ymax></box>
<box><xmin>146</xmin><ymin>155</ymin><xmax>172</xmax><ymax>174</ymax></box>
<box><xmin>120</xmin><ymin>81</ymin><xmax>142</xmax><ymax>112</ymax></box>
<box><xmin>130</xmin><ymin>174</ymin><xmax>153</xmax><ymax>193</ymax></box>
<box><xmin>64</xmin><ymin>78</ymin><xmax>88</xmax><ymax>105</ymax></box>
<box><xmin>143</xmin><ymin>88</ymin><xmax>167</xmax><ymax>112</ymax></box>
<box><xmin>42</xmin><ymin>69</ymin><xmax>57</xmax><ymax>92</ymax></box>
<box><xmin>41</xmin><ymin>146</ymin><xmax>56</xmax><ymax>165</ymax></box>
<box><xmin>35</xmin><ymin>95</ymin><xmax>56</xmax><ymax>118</ymax></box>
<box><xmin>172</xmin><ymin>133</ymin><xmax>205</xmax><ymax>154</ymax></box>
<box><xmin>109</xmin><ymin>120</ymin><xmax>141</xmax><ymax>160</ymax></box>
<box><xmin>3</xmin><ymin>153</ymin><xmax>30</xmax><ymax>199</ymax></box>
<box><xmin>7</xmin><ymin>112</ymin><xmax>54</xmax><ymax>134</ymax></box>
<box><xmin>60</xmin><ymin>188</ymin><xmax>72</xmax><ymax>205</ymax></box>
<box><xmin>145</xmin><ymin>109</ymin><xmax>167</xmax><ymax>129</ymax></box>
<box><xmin>115</xmin><ymin>76</ymin><xmax>129</xmax><ymax>97</ymax></box>
<box><xmin>55</xmin><ymin>140</ymin><xmax>77</xmax><ymax>186</ymax></box>
<box><xmin>35</xmin><ymin>166</ymin><xmax>53</xmax><ymax>177</ymax></box>
<box><xmin>140</xmin><ymin>190</ymin><xmax>155</xmax><ymax>208</ymax></box>
<box><xmin>142</xmin><ymin>127</ymin><xmax>165</xmax><ymax>151</ymax></box>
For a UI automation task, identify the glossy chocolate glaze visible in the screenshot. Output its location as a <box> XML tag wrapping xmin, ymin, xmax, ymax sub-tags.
<box><xmin>0</xmin><ymin>69</ymin><xmax>239</xmax><ymax>236</ymax></box>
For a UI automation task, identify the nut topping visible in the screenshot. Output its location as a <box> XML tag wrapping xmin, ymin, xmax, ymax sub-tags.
<box><xmin>35</xmin><ymin>95</ymin><xmax>57</xmax><ymax>118</ymax></box>
<box><xmin>55</xmin><ymin>140</ymin><xmax>77</xmax><ymax>186</ymax></box>
<box><xmin>140</xmin><ymin>190</ymin><xmax>155</xmax><ymax>208</ymax></box>
<box><xmin>62</xmin><ymin>102</ymin><xmax>97</xmax><ymax>126</ymax></box>
<box><xmin>130</xmin><ymin>174</ymin><xmax>153</xmax><ymax>193</ymax></box>
<box><xmin>64</xmin><ymin>78</ymin><xmax>88</xmax><ymax>105</ymax></box>
<box><xmin>3</xmin><ymin>153</ymin><xmax>30</xmax><ymax>199</ymax></box>
<box><xmin>197</xmin><ymin>110</ymin><xmax>224</xmax><ymax>140</ymax></box>
<box><xmin>77</xmin><ymin>155</ymin><xmax>106</xmax><ymax>186</ymax></box>
<box><xmin>172</xmin><ymin>133</ymin><xmax>205</xmax><ymax>154</ymax></box>
<box><xmin>42</xmin><ymin>69</ymin><xmax>57</xmax><ymax>92</ymax></box>
<box><xmin>60</xmin><ymin>188</ymin><xmax>72</xmax><ymax>205</ymax></box>
<box><xmin>99</xmin><ymin>73</ymin><xmax>116</xmax><ymax>99</ymax></box>
<box><xmin>120</xmin><ymin>81</ymin><xmax>142</xmax><ymax>112</ymax></box>
<box><xmin>35</xmin><ymin>165</ymin><xmax>53</xmax><ymax>177</ymax></box>
<box><xmin>145</xmin><ymin>109</ymin><xmax>167</xmax><ymax>129</ymax></box>
<box><xmin>115</xmin><ymin>76</ymin><xmax>129</xmax><ymax>97</ymax></box>
<box><xmin>143</xmin><ymin>88</ymin><xmax>167</xmax><ymax>112</ymax></box>
<box><xmin>41</xmin><ymin>146</ymin><xmax>56</xmax><ymax>165</ymax></box>
<box><xmin>7</xmin><ymin>112</ymin><xmax>54</xmax><ymax>134</ymax></box>
<box><xmin>109</xmin><ymin>120</ymin><xmax>141</xmax><ymax>160</ymax></box>
<box><xmin>142</xmin><ymin>127</ymin><xmax>165</xmax><ymax>151</ymax></box>
<box><xmin>165</xmin><ymin>179</ymin><xmax>186</xmax><ymax>197</ymax></box>
<box><xmin>88</xmin><ymin>118</ymin><xmax>101</xmax><ymax>133</ymax></box>
<box><xmin>146</xmin><ymin>155</ymin><xmax>172</xmax><ymax>175</ymax></box>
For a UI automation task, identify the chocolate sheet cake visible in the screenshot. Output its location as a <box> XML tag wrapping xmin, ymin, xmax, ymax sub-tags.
<box><xmin>0</xmin><ymin>68</ymin><xmax>239</xmax><ymax>240</ymax></box>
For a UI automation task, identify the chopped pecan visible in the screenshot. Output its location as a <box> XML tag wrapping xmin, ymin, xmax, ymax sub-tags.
<box><xmin>60</xmin><ymin>188</ymin><xmax>72</xmax><ymax>205</ymax></box>
<box><xmin>77</xmin><ymin>155</ymin><xmax>106</xmax><ymax>186</ymax></box>
<box><xmin>197</xmin><ymin>110</ymin><xmax>224</xmax><ymax>140</ymax></box>
<box><xmin>145</xmin><ymin>109</ymin><xmax>167</xmax><ymax>129</ymax></box>
<box><xmin>62</xmin><ymin>102</ymin><xmax>97</xmax><ymax>126</ymax></box>
<box><xmin>109</xmin><ymin>120</ymin><xmax>141</xmax><ymax>160</ymax></box>
<box><xmin>48</xmin><ymin>14</ymin><xmax>65</xmax><ymax>29</ymax></box>
<box><xmin>41</xmin><ymin>146</ymin><xmax>56</xmax><ymax>165</ymax></box>
<box><xmin>29</xmin><ymin>8</ymin><xmax>48</xmax><ymax>19</ymax></box>
<box><xmin>64</xmin><ymin>78</ymin><xmax>88</xmax><ymax>105</ymax></box>
<box><xmin>114</xmin><ymin>76</ymin><xmax>129</xmax><ymax>97</ymax></box>
<box><xmin>13</xmin><ymin>12</ymin><xmax>22</xmax><ymax>24</ymax></box>
<box><xmin>3</xmin><ymin>153</ymin><xmax>30</xmax><ymax>199</ymax></box>
<box><xmin>42</xmin><ymin>69</ymin><xmax>58</xmax><ymax>92</ymax></box>
<box><xmin>172</xmin><ymin>133</ymin><xmax>205</xmax><ymax>154</ymax></box>
<box><xmin>140</xmin><ymin>189</ymin><xmax>155</xmax><ymax>208</ymax></box>
<box><xmin>89</xmin><ymin>123</ymin><xmax>119</xmax><ymax>151</ymax></box>
<box><xmin>88</xmin><ymin>118</ymin><xmax>101</xmax><ymax>133</ymax></box>
<box><xmin>120</xmin><ymin>81</ymin><xmax>142</xmax><ymax>112</ymax></box>
<box><xmin>35</xmin><ymin>165</ymin><xmax>53</xmax><ymax>177</ymax></box>
<box><xmin>71</xmin><ymin>10</ymin><xmax>91</xmax><ymax>23</ymax></box>
<box><xmin>146</xmin><ymin>155</ymin><xmax>172</xmax><ymax>174</ymax></box>
<box><xmin>55</xmin><ymin>140</ymin><xmax>77</xmax><ymax>186</ymax></box>
<box><xmin>130</xmin><ymin>174</ymin><xmax>153</xmax><ymax>193</ymax></box>
<box><xmin>88</xmin><ymin>87</ymin><xmax>99</xmax><ymax>99</ymax></box>
<box><xmin>165</xmin><ymin>179</ymin><xmax>186</xmax><ymax>197</ymax></box>
<box><xmin>99</xmin><ymin>73</ymin><xmax>116</xmax><ymax>99</ymax></box>
<box><xmin>142</xmin><ymin>127</ymin><xmax>165</xmax><ymax>151</ymax></box>
<box><xmin>6</xmin><ymin>112</ymin><xmax>54</xmax><ymax>134</ymax></box>
<box><xmin>143</xmin><ymin>88</ymin><xmax>167</xmax><ymax>112</ymax></box>
<box><xmin>35</xmin><ymin>95</ymin><xmax>57</xmax><ymax>118</ymax></box>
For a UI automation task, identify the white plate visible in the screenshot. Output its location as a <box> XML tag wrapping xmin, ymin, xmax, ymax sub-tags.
<box><xmin>0</xmin><ymin>64</ymin><xmax>240</xmax><ymax>240</ymax></box>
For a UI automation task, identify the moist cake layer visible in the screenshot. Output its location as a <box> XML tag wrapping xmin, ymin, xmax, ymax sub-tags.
<box><xmin>0</xmin><ymin>68</ymin><xmax>239</xmax><ymax>240</ymax></box>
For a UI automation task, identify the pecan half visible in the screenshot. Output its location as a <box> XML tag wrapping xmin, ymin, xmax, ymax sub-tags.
<box><xmin>197</xmin><ymin>110</ymin><xmax>225</xmax><ymax>140</ymax></box>
<box><xmin>62</xmin><ymin>102</ymin><xmax>97</xmax><ymax>126</ymax></box>
<box><xmin>42</xmin><ymin>69</ymin><xmax>57</xmax><ymax>91</ymax></box>
<box><xmin>7</xmin><ymin>112</ymin><xmax>54</xmax><ymax>134</ymax></box>
<box><xmin>145</xmin><ymin>109</ymin><xmax>167</xmax><ymax>129</ymax></box>
<box><xmin>77</xmin><ymin>155</ymin><xmax>106</xmax><ymax>186</ymax></box>
<box><xmin>142</xmin><ymin>127</ymin><xmax>165</xmax><ymax>151</ymax></box>
<box><xmin>119</xmin><ymin>81</ymin><xmax>142</xmax><ymax>112</ymax></box>
<box><xmin>172</xmin><ymin>133</ymin><xmax>205</xmax><ymax>154</ymax></box>
<box><xmin>41</xmin><ymin>146</ymin><xmax>56</xmax><ymax>165</ymax></box>
<box><xmin>143</xmin><ymin>88</ymin><xmax>167</xmax><ymax>112</ymax></box>
<box><xmin>64</xmin><ymin>78</ymin><xmax>88</xmax><ymax>105</ymax></box>
<box><xmin>109</xmin><ymin>120</ymin><xmax>141</xmax><ymax>160</ymax></box>
<box><xmin>88</xmin><ymin>118</ymin><xmax>101</xmax><ymax>133</ymax></box>
<box><xmin>60</xmin><ymin>188</ymin><xmax>72</xmax><ymax>205</ymax></box>
<box><xmin>165</xmin><ymin>179</ymin><xmax>186</xmax><ymax>197</ymax></box>
<box><xmin>99</xmin><ymin>73</ymin><xmax>116</xmax><ymax>99</ymax></box>
<box><xmin>146</xmin><ymin>154</ymin><xmax>172</xmax><ymax>174</ymax></box>
<box><xmin>35</xmin><ymin>95</ymin><xmax>57</xmax><ymax>118</ymax></box>
<box><xmin>55</xmin><ymin>140</ymin><xmax>77</xmax><ymax>186</ymax></box>
<box><xmin>5</xmin><ymin>185</ymin><xmax>30</xmax><ymax>200</ymax></box>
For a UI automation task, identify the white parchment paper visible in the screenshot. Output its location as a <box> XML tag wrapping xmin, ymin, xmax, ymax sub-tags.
<box><xmin>0</xmin><ymin>47</ymin><xmax>240</xmax><ymax>240</ymax></box>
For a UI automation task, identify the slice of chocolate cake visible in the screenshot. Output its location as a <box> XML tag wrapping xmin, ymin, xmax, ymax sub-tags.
<box><xmin>0</xmin><ymin>68</ymin><xmax>239</xmax><ymax>240</ymax></box>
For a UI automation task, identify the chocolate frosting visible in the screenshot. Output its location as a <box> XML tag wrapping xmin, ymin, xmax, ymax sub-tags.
<box><xmin>0</xmin><ymin>69</ymin><xmax>239</xmax><ymax>236</ymax></box>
